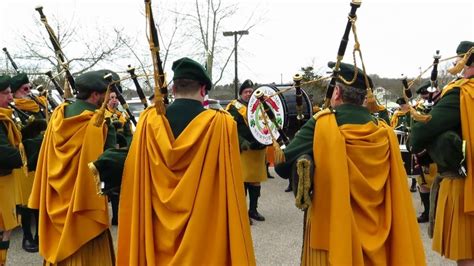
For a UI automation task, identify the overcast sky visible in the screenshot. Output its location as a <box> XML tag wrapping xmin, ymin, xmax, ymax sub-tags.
<box><xmin>1</xmin><ymin>0</ymin><xmax>473</xmax><ymax>85</ymax></box>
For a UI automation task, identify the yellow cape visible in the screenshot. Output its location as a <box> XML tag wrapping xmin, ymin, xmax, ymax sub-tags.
<box><xmin>28</xmin><ymin>104</ymin><xmax>109</xmax><ymax>263</ymax></box>
<box><xmin>117</xmin><ymin>108</ymin><xmax>255</xmax><ymax>266</ymax></box>
<box><xmin>310</xmin><ymin>113</ymin><xmax>425</xmax><ymax>265</ymax></box>
<box><xmin>441</xmin><ymin>77</ymin><xmax>474</xmax><ymax>214</ymax></box>
<box><xmin>0</xmin><ymin>108</ymin><xmax>28</xmax><ymax>177</ymax></box>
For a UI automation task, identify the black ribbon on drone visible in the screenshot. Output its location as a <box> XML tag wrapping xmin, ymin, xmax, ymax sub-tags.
<box><xmin>293</xmin><ymin>73</ymin><xmax>305</xmax><ymax>128</ymax></box>
<box><xmin>145</xmin><ymin>0</ymin><xmax>168</xmax><ymax>115</ymax></box>
<box><xmin>426</xmin><ymin>50</ymin><xmax>441</xmax><ymax>107</ymax></box>
<box><xmin>35</xmin><ymin>6</ymin><xmax>77</xmax><ymax>98</ymax></box>
<box><xmin>127</xmin><ymin>65</ymin><xmax>148</xmax><ymax>109</ymax></box>
<box><xmin>323</xmin><ymin>0</ymin><xmax>362</xmax><ymax>108</ymax></box>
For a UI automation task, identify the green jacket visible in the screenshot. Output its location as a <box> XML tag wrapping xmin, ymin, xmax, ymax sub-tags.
<box><xmin>0</xmin><ymin>122</ymin><xmax>23</xmax><ymax>173</ymax></box>
<box><xmin>275</xmin><ymin>104</ymin><xmax>379</xmax><ymax>178</ymax></box>
<box><xmin>166</xmin><ymin>99</ymin><xmax>205</xmax><ymax>138</ymax></box>
<box><xmin>409</xmin><ymin>88</ymin><xmax>462</xmax><ymax>172</ymax></box>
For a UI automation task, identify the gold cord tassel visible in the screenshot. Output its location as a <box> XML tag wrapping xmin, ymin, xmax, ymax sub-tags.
<box><xmin>88</xmin><ymin>162</ymin><xmax>104</xmax><ymax>196</ymax></box>
<box><xmin>94</xmin><ymin>85</ymin><xmax>111</xmax><ymax>127</ymax></box>
<box><xmin>63</xmin><ymin>75</ymin><xmax>73</xmax><ymax>99</ymax></box>
<box><xmin>273</xmin><ymin>140</ymin><xmax>286</xmax><ymax>165</ymax></box>
<box><xmin>365</xmin><ymin>88</ymin><xmax>380</xmax><ymax>113</ymax></box>
<box><xmin>295</xmin><ymin>158</ymin><xmax>312</xmax><ymax>210</ymax></box>
<box><xmin>18</xmin><ymin>143</ymin><xmax>29</xmax><ymax>178</ymax></box>
<box><xmin>448</xmin><ymin>47</ymin><xmax>473</xmax><ymax>75</ymax></box>
<box><xmin>257</xmin><ymin>101</ymin><xmax>286</xmax><ymax>164</ymax></box>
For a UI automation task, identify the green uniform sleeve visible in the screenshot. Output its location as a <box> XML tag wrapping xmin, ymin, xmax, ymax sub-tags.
<box><xmin>275</xmin><ymin>117</ymin><xmax>316</xmax><ymax>179</ymax></box>
<box><xmin>410</xmin><ymin>88</ymin><xmax>461</xmax><ymax>154</ymax></box>
<box><xmin>227</xmin><ymin>104</ymin><xmax>265</xmax><ymax>150</ymax></box>
<box><xmin>0</xmin><ymin>123</ymin><xmax>23</xmax><ymax>170</ymax></box>
<box><xmin>23</xmin><ymin>134</ymin><xmax>44</xmax><ymax>171</ymax></box>
<box><xmin>104</xmin><ymin>119</ymin><xmax>118</xmax><ymax>150</ymax></box>
<box><xmin>378</xmin><ymin>109</ymin><xmax>390</xmax><ymax>124</ymax></box>
<box><xmin>94</xmin><ymin>148</ymin><xmax>129</xmax><ymax>193</ymax></box>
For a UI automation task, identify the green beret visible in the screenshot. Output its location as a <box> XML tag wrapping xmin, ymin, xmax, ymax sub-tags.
<box><xmin>456</xmin><ymin>41</ymin><xmax>474</xmax><ymax>55</ymax></box>
<box><xmin>0</xmin><ymin>75</ymin><xmax>11</xmax><ymax>91</ymax></box>
<box><xmin>239</xmin><ymin>79</ymin><xmax>254</xmax><ymax>95</ymax></box>
<box><xmin>172</xmin><ymin>57</ymin><xmax>212</xmax><ymax>90</ymax></box>
<box><xmin>428</xmin><ymin>130</ymin><xmax>463</xmax><ymax>172</ymax></box>
<box><xmin>96</xmin><ymin>69</ymin><xmax>122</xmax><ymax>93</ymax></box>
<box><xmin>328</xmin><ymin>61</ymin><xmax>373</xmax><ymax>90</ymax></box>
<box><xmin>10</xmin><ymin>73</ymin><xmax>29</xmax><ymax>93</ymax></box>
<box><xmin>416</xmin><ymin>80</ymin><xmax>431</xmax><ymax>94</ymax></box>
<box><xmin>76</xmin><ymin>70</ymin><xmax>120</xmax><ymax>94</ymax></box>
<box><xmin>456</xmin><ymin>40</ymin><xmax>474</xmax><ymax>66</ymax></box>
<box><xmin>396</xmin><ymin>97</ymin><xmax>406</xmax><ymax>105</ymax></box>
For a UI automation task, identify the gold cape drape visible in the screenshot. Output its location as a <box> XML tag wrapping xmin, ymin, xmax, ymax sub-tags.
<box><xmin>14</xmin><ymin>96</ymin><xmax>46</xmax><ymax>113</ymax></box>
<box><xmin>309</xmin><ymin>113</ymin><xmax>426</xmax><ymax>265</ymax></box>
<box><xmin>28</xmin><ymin>104</ymin><xmax>110</xmax><ymax>263</ymax></box>
<box><xmin>390</xmin><ymin>109</ymin><xmax>408</xmax><ymax>128</ymax></box>
<box><xmin>117</xmin><ymin>108</ymin><xmax>255</xmax><ymax>266</ymax></box>
<box><xmin>441</xmin><ymin>78</ymin><xmax>474</xmax><ymax>214</ymax></box>
<box><xmin>0</xmin><ymin>108</ymin><xmax>28</xmax><ymax>183</ymax></box>
<box><xmin>0</xmin><ymin>108</ymin><xmax>22</xmax><ymax>231</ymax></box>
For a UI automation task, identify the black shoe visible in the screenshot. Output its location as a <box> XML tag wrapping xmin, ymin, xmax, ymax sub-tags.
<box><xmin>249</xmin><ymin>210</ymin><xmax>265</xmax><ymax>221</ymax></box>
<box><xmin>410</xmin><ymin>186</ymin><xmax>417</xmax><ymax>192</ymax></box>
<box><xmin>249</xmin><ymin>217</ymin><xmax>253</xmax><ymax>226</ymax></box>
<box><xmin>284</xmin><ymin>184</ymin><xmax>292</xmax><ymax>192</ymax></box>
<box><xmin>22</xmin><ymin>238</ymin><xmax>38</xmax><ymax>253</ymax></box>
<box><xmin>417</xmin><ymin>212</ymin><xmax>429</xmax><ymax>223</ymax></box>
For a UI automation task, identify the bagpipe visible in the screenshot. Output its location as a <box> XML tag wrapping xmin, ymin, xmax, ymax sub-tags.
<box><xmin>145</xmin><ymin>0</ymin><xmax>169</xmax><ymax>114</ymax></box>
<box><xmin>35</xmin><ymin>6</ymin><xmax>76</xmax><ymax>99</ymax></box>
<box><xmin>8</xmin><ymin>103</ymin><xmax>47</xmax><ymax>140</ymax></box>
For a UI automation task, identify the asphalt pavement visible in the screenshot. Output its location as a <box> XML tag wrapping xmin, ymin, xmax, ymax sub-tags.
<box><xmin>7</xmin><ymin>169</ymin><xmax>455</xmax><ymax>265</ymax></box>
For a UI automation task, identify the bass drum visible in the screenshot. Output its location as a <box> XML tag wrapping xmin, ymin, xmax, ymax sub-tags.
<box><xmin>278</xmin><ymin>85</ymin><xmax>313</xmax><ymax>139</ymax></box>
<box><xmin>247</xmin><ymin>85</ymin><xmax>287</xmax><ymax>146</ymax></box>
<box><xmin>247</xmin><ymin>84</ymin><xmax>313</xmax><ymax>145</ymax></box>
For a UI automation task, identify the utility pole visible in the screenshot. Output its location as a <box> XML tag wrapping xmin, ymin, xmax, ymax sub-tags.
<box><xmin>223</xmin><ymin>30</ymin><xmax>249</xmax><ymax>98</ymax></box>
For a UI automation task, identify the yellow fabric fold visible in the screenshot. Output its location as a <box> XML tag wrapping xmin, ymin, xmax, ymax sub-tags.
<box><xmin>390</xmin><ymin>109</ymin><xmax>408</xmax><ymax>128</ymax></box>
<box><xmin>14</xmin><ymin>98</ymin><xmax>40</xmax><ymax>113</ymax></box>
<box><xmin>310</xmin><ymin>113</ymin><xmax>426</xmax><ymax>265</ymax></box>
<box><xmin>28</xmin><ymin>103</ymin><xmax>110</xmax><ymax>263</ymax></box>
<box><xmin>117</xmin><ymin>108</ymin><xmax>255</xmax><ymax>266</ymax></box>
<box><xmin>442</xmin><ymin>78</ymin><xmax>474</xmax><ymax>214</ymax></box>
<box><xmin>0</xmin><ymin>108</ymin><xmax>28</xmax><ymax>178</ymax></box>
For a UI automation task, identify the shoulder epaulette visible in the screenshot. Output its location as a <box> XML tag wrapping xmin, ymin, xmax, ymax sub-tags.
<box><xmin>312</xmin><ymin>108</ymin><xmax>334</xmax><ymax>121</ymax></box>
<box><xmin>232</xmin><ymin>100</ymin><xmax>244</xmax><ymax>110</ymax></box>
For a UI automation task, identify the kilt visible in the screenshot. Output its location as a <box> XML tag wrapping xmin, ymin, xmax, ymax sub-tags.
<box><xmin>240</xmin><ymin>149</ymin><xmax>267</xmax><ymax>183</ymax></box>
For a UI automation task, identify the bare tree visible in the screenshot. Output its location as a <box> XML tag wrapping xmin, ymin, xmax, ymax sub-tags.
<box><xmin>16</xmin><ymin>15</ymin><xmax>134</xmax><ymax>77</ymax></box>
<box><xmin>175</xmin><ymin>0</ymin><xmax>261</xmax><ymax>86</ymax></box>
